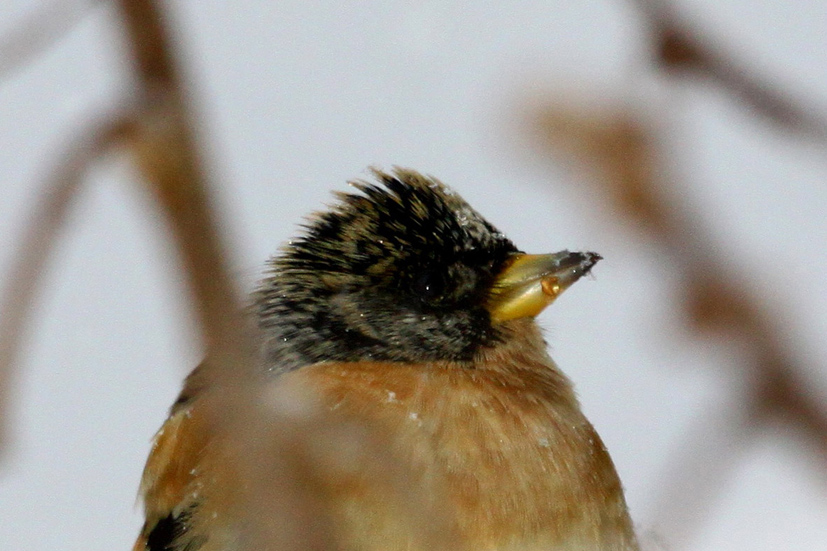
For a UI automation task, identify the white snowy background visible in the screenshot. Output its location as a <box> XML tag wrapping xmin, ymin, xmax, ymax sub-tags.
<box><xmin>0</xmin><ymin>1</ymin><xmax>825</xmax><ymax>550</ymax></box>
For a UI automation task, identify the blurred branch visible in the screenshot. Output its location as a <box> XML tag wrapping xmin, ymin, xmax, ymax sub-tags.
<box><xmin>114</xmin><ymin>0</ymin><xmax>253</xmax><ymax>372</ymax></box>
<box><xmin>0</xmin><ymin>0</ymin><xmax>347</xmax><ymax>547</ymax></box>
<box><xmin>0</xmin><ymin>0</ymin><xmax>102</xmax><ymax>82</ymax></box>
<box><xmin>1</xmin><ymin>0</ymin><xmax>254</xmax><ymax>453</ymax></box>
<box><xmin>631</xmin><ymin>0</ymin><xmax>827</xmax><ymax>143</ymax></box>
<box><xmin>0</xmin><ymin>116</ymin><xmax>133</xmax><ymax>455</ymax></box>
<box><xmin>533</xmin><ymin>101</ymin><xmax>827</xmax><ymax>547</ymax></box>
<box><xmin>528</xmin><ymin>6</ymin><xmax>827</xmax><ymax>544</ymax></box>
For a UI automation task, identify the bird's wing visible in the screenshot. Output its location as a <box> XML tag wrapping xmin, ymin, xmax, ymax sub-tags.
<box><xmin>132</xmin><ymin>360</ymin><xmax>457</xmax><ymax>551</ymax></box>
<box><xmin>133</xmin><ymin>366</ymin><xmax>211</xmax><ymax>551</ymax></box>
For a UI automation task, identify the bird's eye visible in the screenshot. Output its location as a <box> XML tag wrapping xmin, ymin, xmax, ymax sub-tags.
<box><xmin>413</xmin><ymin>269</ymin><xmax>448</xmax><ymax>304</ymax></box>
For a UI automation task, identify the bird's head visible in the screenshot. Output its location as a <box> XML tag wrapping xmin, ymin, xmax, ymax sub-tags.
<box><xmin>256</xmin><ymin>169</ymin><xmax>599</xmax><ymax>371</ymax></box>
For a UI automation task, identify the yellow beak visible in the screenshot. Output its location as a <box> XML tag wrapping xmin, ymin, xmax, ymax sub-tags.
<box><xmin>486</xmin><ymin>251</ymin><xmax>601</xmax><ymax>322</ymax></box>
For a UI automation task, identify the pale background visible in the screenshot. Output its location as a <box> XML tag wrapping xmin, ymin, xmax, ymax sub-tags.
<box><xmin>1</xmin><ymin>1</ymin><xmax>826</xmax><ymax>550</ymax></box>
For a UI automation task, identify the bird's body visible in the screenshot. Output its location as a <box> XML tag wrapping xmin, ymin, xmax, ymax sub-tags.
<box><xmin>134</xmin><ymin>169</ymin><xmax>638</xmax><ymax>551</ymax></box>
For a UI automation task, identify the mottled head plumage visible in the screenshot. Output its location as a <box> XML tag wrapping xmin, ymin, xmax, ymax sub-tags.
<box><xmin>255</xmin><ymin>168</ymin><xmax>519</xmax><ymax>371</ymax></box>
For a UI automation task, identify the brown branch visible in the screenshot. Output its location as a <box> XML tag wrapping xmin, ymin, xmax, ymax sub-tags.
<box><xmin>0</xmin><ymin>0</ymin><xmax>102</xmax><ymax>82</ymax></box>
<box><xmin>113</xmin><ymin>0</ymin><xmax>253</xmax><ymax>376</ymax></box>
<box><xmin>631</xmin><ymin>0</ymin><xmax>827</xmax><ymax>143</ymax></box>
<box><xmin>530</xmin><ymin>104</ymin><xmax>827</xmax><ymax>548</ymax></box>
<box><xmin>116</xmin><ymin>0</ymin><xmax>178</xmax><ymax>89</ymax></box>
<box><xmin>0</xmin><ymin>116</ymin><xmax>133</xmax><ymax>455</ymax></box>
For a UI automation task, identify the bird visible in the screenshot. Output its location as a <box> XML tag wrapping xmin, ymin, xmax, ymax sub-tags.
<box><xmin>133</xmin><ymin>168</ymin><xmax>639</xmax><ymax>551</ymax></box>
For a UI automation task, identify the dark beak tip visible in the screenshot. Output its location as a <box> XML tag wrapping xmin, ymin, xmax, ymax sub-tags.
<box><xmin>580</xmin><ymin>251</ymin><xmax>602</xmax><ymax>274</ymax></box>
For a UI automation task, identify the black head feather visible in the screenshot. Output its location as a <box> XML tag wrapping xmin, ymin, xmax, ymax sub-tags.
<box><xmin>255</xmin><ymin>168</ymin><xmax>519</xmax><ymax>371</ymax></box>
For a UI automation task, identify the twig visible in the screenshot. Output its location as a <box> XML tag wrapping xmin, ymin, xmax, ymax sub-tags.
<box><xmin>0</xmin><ymin>0</ymin><xmax>102</xmax><ymax>82</ymax></box>
<box><xmin>531</xmin><ymin>104</ymin><xmax>827</xmax><ymax>548</ymax></box>
<box><xmin>113</xmin><ymin>0</ymin><xmax>254</xmax><ymax>379</ymax></box>
<box><xmin>631</xmin><ymin>0</ymin><xmax>827</xmax><ymax>143</ymax></box>
<box><xmin>0</xmin><ymin>116</ymin><xmax>133</xmax><ymax>455</ymax></box>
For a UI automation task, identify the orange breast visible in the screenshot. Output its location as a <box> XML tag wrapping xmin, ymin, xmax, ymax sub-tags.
<box><xmin>283</xmin><ymin>356</ymin><xmax>636</xmax><ymax>551</ymax></box>
<box><xmin>138</xmin><ymin>321</ymin><xmax>638</xmax><ymax>551</ymax></box>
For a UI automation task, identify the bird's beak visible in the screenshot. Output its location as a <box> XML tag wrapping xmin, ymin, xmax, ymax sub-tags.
<box><xmin>486</xmin><ymin>251</ymin><xmax>601</xmax><ymax>322</ymax></box>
